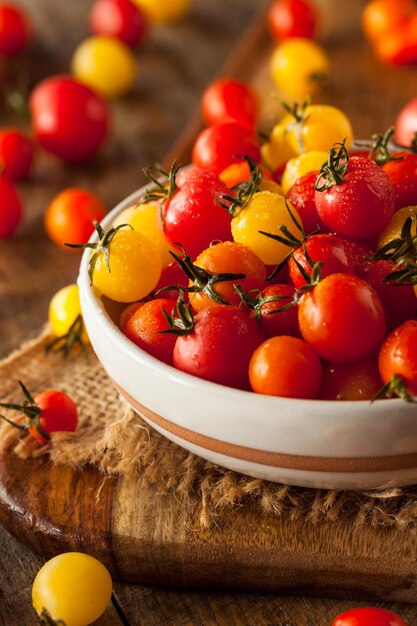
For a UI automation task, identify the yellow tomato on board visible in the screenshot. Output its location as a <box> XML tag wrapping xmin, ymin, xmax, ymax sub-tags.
<box><xmin>72</xmin><ymin>36</ymin><xmax>136</xmax><ymax>99</ymax></box>
<box><xmin>133</xmin><ymin>0</ymin><xmax>190</xmax><ymax>23</ymax></box>
<box><xmin>113</xmin><ymin>203</ymin><xmax>176</xmax><ymax>269</ymax></box>
<box><xmin>32</xmin><ymin>552</ymin><xmax>112</xmax><ymax>626</ymax></box>
<box><xmin>270</xmin><ymin>38</ymin><xmax>330</xmax><ymax>101</ymax></box>
<box><xmin>281</xmin><ymin>150</ymin><xmax>327</xmax><ymax>193</ymax></box>
<box><xmin>231</xmin><ymin>191</ymin><xmax>303</xmax><ymax>265</ymax></box>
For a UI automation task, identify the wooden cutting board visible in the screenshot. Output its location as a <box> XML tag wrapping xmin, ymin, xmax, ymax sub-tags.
<box><xmin>2</xmin><ymin>0</ymin><xmax>417</xmax><ymax>605</ymax></box>
<box><xmin>1</xmin><ymin>437</ymin><xmax>417</xmax><ymax>603</ymax></box>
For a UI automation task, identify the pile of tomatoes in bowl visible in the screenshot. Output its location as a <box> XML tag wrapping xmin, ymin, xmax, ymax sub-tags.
<box><xmin>76</xmin><ymin>78</ymin><xmax>417</xmax><ymax>404</ymax></box>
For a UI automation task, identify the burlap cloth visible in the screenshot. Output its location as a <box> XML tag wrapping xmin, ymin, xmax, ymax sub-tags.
<box><xmin>1</xmin><ymin>328</ymin><xmax>417</xmax><ymax>529</ymax></box>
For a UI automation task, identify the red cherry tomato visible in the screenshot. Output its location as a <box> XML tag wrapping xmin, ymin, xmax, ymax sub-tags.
<box><xmin>201</xmin><ymin>78</ymin><xmax>259</xmax><ymax>129</ymax></box>
<box><xmin>163</xmin><ymin>166</ymin><xmax>232</xmax><ymax>258</ymax></box>
<box><xmin>249</xmin><ymin>335</ymin><xmax>322</xmax><ymax>399</ymax></box>
<box><xmin>30</xmin><ymin>76</ymin><xmax>110</xmax><ymax>163</ymax></box>
<box><xmin>298</xmin><ymin>273</ymin><xmax>386</xmax><ymax>363</ymax></box>
<box><xmin>192</xmin><ymin>122</ymin><xmax>260</xmax><ymax>175</ymax></box>
<box><xmin>256</xmin><ymin>283</ymin><xmax>300</xmax><ymax>338</ymax></box>
<box><xmin>338</xmin><ymin>238</ymin><xmax>373</xmax><ymax>271</ymax></box>
<box><xmin>321</xmin><ymin>358</ymin><xmax>382</xmax><ymax>401</ymax></box>
<box><xmin>379</xmin><ymin>319</ymin><xmax>417</xmax><ymax>396</ymax></box>
<box><xmin>29</xmin><ymin>390</ymin><xmax>78</xmax><ymax>444</ymax></box>
<box><xmin>286</xmin><ymin>170</ymin><xmax>324</xmax><ymax>233</ymax></box>
<box><xmin>0</xmin><ymin>3</ymin><xmax>31</xmax><ymax>55</ymax></box>
<box><xmin>395</xmin><ymin>97</ymin><xmax>417</xmax><ymax>147</ymax></box>
<box><xmin>0</xmin><ymin>128</ymin><xmax>33</xmax><ymax>181</ymax></box>
<box><xmin>174</xmin><ymin>305</ymin><xmax>263</xmax><ymax>390</ymax></box>
<box><xmin>154</xmin><ymin>261</ymin><xmax>190</xmax><ymax>300</ymax></box>
<box><xmin>119</xmin><ymin>301</ymin><xmax>145</xmax><ymax>329</ymax></box>
<box><xmin>315</xmin><ymin>155</ymin><xmax>395</xmax><ymax>239</ymax></box>
<box><xmin>375</xmin><ymin>13</ymin><xmax>417</xmax><ymax>66</ymax></box>
<box><xmin>89</xmin><ymin>0</ymin><xmax>147</xmax><ymax>47</ymax></box>
<box><xmin>381</xmin><ymin>152</ymin><xmax>417</xmax><ymax>211</ymax></box>
<box><xmin>45</xmin><ymin>188</ymin><xmax>107</xmax><ymax>250</ymax></box>
<box><xmin>0</xmin><ymin>176</ymin><xmax>22</xmax><ymax>238</ymax></box>
<box><xmin>268</xmin><ymin>0</ymin><xmax>317</xmax><ymax>41</ymax></box>
<box><xmin>333</xmin><ymin>606</ymin><xmax>408</xmax><ymax>626</ymax></box>
<box><xmin>123</xmin><ymin>298</ymin><xmax>178</xmax><ymax>365</ymax></box>
<box><xmin>289</xmin><ymin>234</ymin><xmax>356</xmax><ymax>289</ymax></box>
<box><xmin>357</xmin><ymin>259</ymin><xmax>417</xmax><ymax>330</ymax></box>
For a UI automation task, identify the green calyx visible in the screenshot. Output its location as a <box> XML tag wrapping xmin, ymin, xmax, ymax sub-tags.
<box><xmin>0</xmin><ymin>380</ymin><xmax>50</xmax><ymax>442</ymax></box>
<box><xmin>162</xmin><ymin>243</ymin><xmax>246</xmax><ymax>306</ymax></box>
<box><xmin>217</xmin><ymin>156</ymin><xmax>263</xmax><ymax>218</ymax></box>
<box><xmin>46</xmin><ymin>315</ymin><xmax>87</xmax><ymax>358</ymax></box>
<box><xmin>39</xmin><ymin>608</ymin><xmax>66</xmax><ymax>625</ymax></box>
<box><xmin>278</xmin><ymin>95</ymin><xmax>311</xmax><ymax>154</ymax></box>
<box><xmin>160</xmin><ymin>290</ymin><xmax>195</xmax><ymax>336</ymax></box>
<box><xmin>372</xmin><ymin>374</ymin><xmax>415</xmax><ymax>403</ymax></box>
<box><xmin>315</xmin><ymin>138</ymin><xmax>349</xmax><ymax>192</ymax></box>
<box><xmin>233</xmin><ymin>285</ymin><xmax>296</xmax><ymax>320</ymax></box>
<box><xmin>373</xmin><ymin>212</ymin><xmax>417</xmax><ymax>285</ymax></box>
<box><xmin>142</xmin><ymin>160</ymin><xmax>180</xmax><ymax>207</ymax></box>
<box><xmin>65</xmin><ymin>220</ymin><xmax>132</xmax><ymax>284</ymax></box>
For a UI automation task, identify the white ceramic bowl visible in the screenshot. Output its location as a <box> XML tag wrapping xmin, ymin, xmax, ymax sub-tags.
<box><xmin>78</xmin><ymin>185</ymin><xmax>417</xmax><ymax>490</ymax></box>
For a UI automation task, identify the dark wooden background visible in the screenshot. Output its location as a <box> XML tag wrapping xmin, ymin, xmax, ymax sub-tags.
<box><xmin>1</xmin><ymin>0</ymin><xmax>417</xmax><ymax>623</ymax></box>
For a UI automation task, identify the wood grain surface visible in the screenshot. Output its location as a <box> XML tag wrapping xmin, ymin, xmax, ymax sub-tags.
<box><xmin>2</xmin><ymin>0</ymin><xmax>417</xmax><ymax>624</ymax></box>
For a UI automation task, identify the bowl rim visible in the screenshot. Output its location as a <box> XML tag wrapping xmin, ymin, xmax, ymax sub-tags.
<box><xmin>78</xmin><ymin>181</ymin><xmax>404</xmax><ymax>410</ymax></box>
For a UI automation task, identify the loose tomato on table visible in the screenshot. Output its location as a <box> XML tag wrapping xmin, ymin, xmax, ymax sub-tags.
<box><xmin>0</xmin><ymin>128</ymin><xmax>33</xmax><ymax>182</ymax></box>
<box><xmin>0</xmin><ymin>3</ymin><xmax>31</xmax><ymax>55</ymax></box>
<box><xmin>30</xmin><ymin>76</ymin><xmax>110</xmax><ymax>163</ymax></box>
<box><xmin>0</xmin><ymin>381</ymin><xmax>78</xmax><ymax>444</ymax></box>
<box><xmin>45</xmin><ymin>188</ymin><xmax>107</xmax><ymax>250</ymax></box>
<box><xmin>192</xmin><ymin>121</ymin><xmax>260</xmax><ymax>175</ymax></box>
<box><xmin>201</xmin><ymin>78</ymin><xmax>259</xmax><ymax>129</ymax></box>
<box><xmin>249</xmin><ymin>335</ymin><xmax>322</xmax><ymax>399</ymax></box>
<box><xmin>32</xmin><ymin>552</ymin><xmax>112</xmax><ymax>626</ymax></box>
<box><xmin>268</xmin><ymin>0</ymin><xmax>317</xmax><ymax>41</ymax></box>
<box><xmin>72</xmin><ymin>35</ymin><xmax>137</xmax><ymax>99</ymax></box>
<box><xmin>333</xmin><ymin>606</ymin><xmax>408</xmax><ymax>626</ymax></box>
<box><xmin>298</xmin><ymin>273</ymin><xmax>386</xmax><ymax>363</ymax></box>
<box><xmin>270</xmin><ymin>38</ymin><xmax>330</xmax><ymax>101</ymax></box>
<box><xmin>89</xmin><ymin>0</ymin><xmax>147</xmax><ymax>48</ymax></box>
<box><xmin>48</xmin><ymin>284</ymin><xmax>89</xmax><ymax>355</ymax></box>
<box><xmin>362</xmin><ymin>0</ymin><xmax>414</xmax><ymax>43</ymax></box>
<box><xmin>0</xmin><ymin>175</ymin><xmax>22</xmax><ymax>238</ymax></box>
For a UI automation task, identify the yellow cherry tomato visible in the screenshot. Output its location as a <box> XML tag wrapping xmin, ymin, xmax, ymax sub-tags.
<box><xmin>32</xmin><ymin>552</ymin><xmax>112</xmax><ymax>626</ymax></box>
<box><xmin>377</xmin><ymin>205</ymin><xmax>417</xmax><ymax>249</ymax></box>
<box><xmin>270</xmin><ymin>38</ymin><xmax>330</xmax><ymax>101</ymax></box>
<box><xmin>281</xmin><ymin>150</ymin><xmax>327</xmax><ymax>193</ymax></box>
<box><xmin>72</xmin><ymin>36</ymin><xmax>136</xmax><ymax>99</ymax></box>
<box><xmin>133</xmin><ymin>0</ymin><xmax>190</xmax><ymax>23</ymax></box>
<box><xmin>261</xmin><ymin>121</ymin><xmax>297</xmax><ymax>172</ymax></box>
<box><xmin>92</xmin><ymin>227</ymin><xmax>161</xmax><ymax>302</ymax></box>
<box><xmin>113</xmin><ymin>203</ymin><xmax>176</xmax><ymax>269</ymax></box>
<box><xmin>231</xmin><ymin>191</ymin><xmax>303</xmax><ymax>265</ymax></box>
<box><xmin>49</xmin><ymin>284</ymin><xmax>89</xmax><ymax>345</ymax></box>
<box><xmin>259</xmin><ymin>179</ymin><xmax>283</xmax><ymax>194</ymax></box>
<box><xmin>280</xmin><ymin>104</ymin><xmax>353</xmax><ymax>155</ymax></box>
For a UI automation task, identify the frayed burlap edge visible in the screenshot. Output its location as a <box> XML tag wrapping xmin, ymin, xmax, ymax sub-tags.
<box><xmin>2</xmin><ymin>329</ymin><xmax>417</xmax><ymax>529</ymax></box>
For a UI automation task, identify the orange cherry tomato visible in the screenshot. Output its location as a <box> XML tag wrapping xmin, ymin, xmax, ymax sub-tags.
<box><xmin>45</xmin><ymin>188</ymin><xmax>107</xmax><ymax>250</ymax></box>
<box><xmin>191</xmin><ymin>241</ymin><xmax>267</xmax><ymax>312</ymax></box>
<box><xmin>362</xmin><ymin>0</ymin><xmax>414</xmax><ymax>43</ymax></box>
<box><xmin>249</xmin><ymin>335</ymin><xmax>322</xmax><ymax>399</ymax></box>
<box><xmin>321</xmin><ymin>358</ymin><xmax>382</xmax><ymax>401</ymax></box>
<box><xmin>379</xmin><ymin>320</ymin><xmax>417</xmax><ymax>396</ymax></box>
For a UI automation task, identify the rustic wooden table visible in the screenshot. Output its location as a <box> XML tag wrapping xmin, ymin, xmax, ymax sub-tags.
<box><xmin>1</xmin><ymin>0</ymin><xmax>417</xmax><ymax>624</ymax></box>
